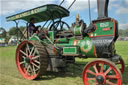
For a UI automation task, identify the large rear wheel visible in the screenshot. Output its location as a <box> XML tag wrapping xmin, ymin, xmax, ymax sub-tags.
<box><xmin>82</xmin><ymin>58</ymin><xmax>122</xmax><ymax>85</ymax></box>
<box><xmin>16</xmin><ymin>40</ymin><xmax>48</xmax><ymax>80</ymax></box>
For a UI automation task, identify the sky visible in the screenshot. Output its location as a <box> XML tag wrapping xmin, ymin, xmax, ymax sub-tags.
<box><xmin>0</xmin><ymin>0</ymin><xmax>128</xmax><ymax>31</ymax></box>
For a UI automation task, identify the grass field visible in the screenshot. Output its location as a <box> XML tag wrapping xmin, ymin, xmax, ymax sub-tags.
<box><xmin>0</xmin><ymin>41</ymin><xmax>128</xmax><ymax>85</ymax></box>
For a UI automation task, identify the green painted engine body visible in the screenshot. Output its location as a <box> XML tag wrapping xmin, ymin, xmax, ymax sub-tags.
<box><xmin>29</xmin><ymin>18</ymin><xmax>118</xmax><ymax>58</ymax></box>
<box><xmin>56</xmin><ymin>37</ymin><xmax>96</xmax><ymax>57</ymax></box>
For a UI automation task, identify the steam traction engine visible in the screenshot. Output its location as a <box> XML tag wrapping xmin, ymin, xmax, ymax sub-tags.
<box><xmin>6</xmin><ymin>0</ymin><xmax>124</xmax><ymax>85</ymax></box>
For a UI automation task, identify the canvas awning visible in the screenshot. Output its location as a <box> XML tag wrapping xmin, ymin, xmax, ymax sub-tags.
<box><xmin>6</xmin><ymin>4</ymin><xmax>69</xmax><ymax>23</ymax></box>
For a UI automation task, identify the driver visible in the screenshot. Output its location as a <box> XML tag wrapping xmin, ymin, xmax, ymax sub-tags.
<box><xmin>28</xmin><ymin>18</ymin><xmax>41</xmax><ymax>36</ymax></box>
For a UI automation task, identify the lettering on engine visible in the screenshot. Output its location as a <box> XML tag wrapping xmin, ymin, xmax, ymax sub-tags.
<box><xmin>100</xmin><ymin>22</ymin><xmax>109</xmax><ymax>28</ymax></box>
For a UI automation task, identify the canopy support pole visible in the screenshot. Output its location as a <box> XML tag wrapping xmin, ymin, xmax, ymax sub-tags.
<box><xmin>14</xmin><ymin>20</ymin><xmax>19</xmax><ymax>44</ymax></box>
<box><xmin>68</xmin><ymin>0</ymin><xmax>76</xmax><ymax>10</ymax></box>
<box><xmin>26</xmin><ymin>23</ymin><xmax>29</xmax><ymax>39</ymax></box>
<box><xmin>59</xmin><ymin>0</ymin><xmax>64</xmax><ymax>6</ymax></box>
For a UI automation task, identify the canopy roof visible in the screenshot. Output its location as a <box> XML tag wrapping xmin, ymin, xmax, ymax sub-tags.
<box><xmin>6</xmin><ymin>4</ymin><xmax>69</xmax><ymax>23</ymax></box>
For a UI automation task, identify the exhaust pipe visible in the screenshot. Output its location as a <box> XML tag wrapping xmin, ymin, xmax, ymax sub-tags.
<box><xmin>97</xmin><ymin>0</ymin><xmax>109</xmax><ymax>19</ymax></box>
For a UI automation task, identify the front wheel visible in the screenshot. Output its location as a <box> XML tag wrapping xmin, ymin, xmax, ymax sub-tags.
<box><xmin>16</xmin><ymin>40</ymin><xmax>48</xmax><ymax>80</ymax></box>
<box><xmin>82</xmin><ymin>58</ymin><xmax>122</xmax><ymax>85</ymax></box>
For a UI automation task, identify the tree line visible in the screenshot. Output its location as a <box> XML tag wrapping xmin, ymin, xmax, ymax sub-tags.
<box><xmin>118</xmin><ymin>29</ymin><xmax>128</xmax><ymax>37</ymax></box>
<box><xmin>0</xmin><ymin>26</ymin><xmax>26</xmax><ymax>43</ymax></box>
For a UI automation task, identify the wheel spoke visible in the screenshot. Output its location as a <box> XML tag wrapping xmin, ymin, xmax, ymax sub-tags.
<box><xmin>32</xmin><ymin>64</ymin><xmax>36</xmax><ymax>74</ymax></box>
<box><xmin>29</xmin><ymin>65</ymin><xmax>34</xmax><ymax>75</ymax></box>
<box><xmin>87</xmin><ymin>70</ymin><xmax>96</xmax><ymax>76</ymax></box>
<box><xmin>93</xmin><ymin>65</ymin><xmax>98</xmax><ymax>73</ymax></box>
<box><xmin>26</xmin><ymin>44</ymin><xmax>30</xmax><ymax>53</ymax></box>
<box><xmin>32</xmin><ymin>62</ymin><xmax>40</xmax><ymax>69</ymax></box>
<box><xmin>32</xmin><ymin>49</ymin><xmax>36</xmax><ymax>56</ymax></box>
<box><xmin>96</xmin><ymin>64</ymin><xmax>100</xmax><ymax>72</ymax></box>
<box><xmin>26</xmin><ymin>47</ymin><xmax>28</xmax><ymax>56</ymax></box>
<box><xmin>106</xmin><ymin>80</ymin><xmax>117</xmax><ymax>85</ymax></box>
<box><xmin>100</xmin><ymin>63</ymin><xmax>104</xmax><ymax>73</ymax></box>
<box><xmin>106</xmin><ymin>75</ymin><xmax>119</xmax><ymax>79</ymax></box>
<box><xmin>20</xmin><ymin>61</ymin><xmax>24</xmax><ymax>65</ymax></box>
<box><xmin>30</xmin><ymin>47</ymin><xmax>34</xmax><ymax>56</ymax></box>
<box><xmin>34</xmin><ymin>60</ymin><xmax>40</xmax><ymax>64</ymax></box>
<box><xmin>32</xmin><ymin>56</ymin><xmax>39</xmax><ymax>60</ymax></box>
<box><xmin>88</xmin><ymin>78</ymin><xmax>96</xmax><ymax>81</ymax></box>
<box><xmin>22</xmin><ymin>56</ymin><xmax>25</xmax><ymax>59</ymax></box>
<box><xmin>20</xmin><ymin>50</ymin><xmax>28</xmax><ymax>57</ymax></box>
<box><xmin>26</xmin><ymin>65</ymin><xmax>30</xmax><ymax>75</ymax></box>
<box><xmin>104</xmin><ymin>67</ymin><xmax>112</xmax><ymax>75</ymax></box>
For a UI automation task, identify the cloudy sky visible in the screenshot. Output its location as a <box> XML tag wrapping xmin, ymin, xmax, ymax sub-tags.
<box><xmin>0</xmin><ymin>0</ymin><xmax>128</xmax><ymax>31</ymax></box>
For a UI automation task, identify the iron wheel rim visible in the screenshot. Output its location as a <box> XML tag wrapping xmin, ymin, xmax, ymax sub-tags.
<box><xmin>116</xmin><ymin>57</ymin><xmax>125</xmax><ymax>74</ymax></box>
<box><xmin>82</xmin><ymin>59</ymin><xmax>122</xmax><ymax>85</ymax></box>
<box><xmin>16</xmin><ymin>41</ymin><xmax>41</xmax><ymax>80</ymax></box>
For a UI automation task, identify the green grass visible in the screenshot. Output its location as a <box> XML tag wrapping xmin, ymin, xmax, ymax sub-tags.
<box><xmin>115</xmin><ymin>41</ymin><xmax>128</xmax><ymax>85</ymax></box>
<box><xmin>0</xmin><ymin>41</ymin><xmax>128</xmax><ymax>85</ymax></box>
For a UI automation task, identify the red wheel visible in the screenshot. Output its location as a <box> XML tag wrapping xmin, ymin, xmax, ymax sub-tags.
<box><xmin>82</xmin><ymin>58</ymin><xmax>122</xmax><ymax>85</ymax></box>
<box><xmin>116</xmin><ymin>57</ymin><xmax>125</xmax><ymax>74</ymax></box>
<box><xmin>16</xmin><ymin>40</ymin><xmax>48</xmax><ymax>80</ymax></box>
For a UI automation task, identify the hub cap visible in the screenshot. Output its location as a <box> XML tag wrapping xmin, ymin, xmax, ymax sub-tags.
<box><xmin>96</xmin><ymin>75</ymin><xmax>104</xmax><ymax>84</ymax></box>
<box><xmin>25</xmin><ymin>57</ymin><xmax>31</xmax><ymax>63</ymax></box>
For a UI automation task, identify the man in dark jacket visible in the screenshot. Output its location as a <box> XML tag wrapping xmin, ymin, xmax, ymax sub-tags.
<box><xmin>28</xmin><ymin>18</ymin><xmax>40</xmax><ymax>36</ymax></box>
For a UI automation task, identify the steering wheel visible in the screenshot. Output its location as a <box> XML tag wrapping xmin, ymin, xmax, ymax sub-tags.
<box><xmin>49</xmin><ymin>21</ymin><xmax>70</xmax><ymax>33</ymax></box>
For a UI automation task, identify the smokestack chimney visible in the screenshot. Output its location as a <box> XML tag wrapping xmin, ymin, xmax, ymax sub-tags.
<box><xmin>97</xmin><ymin>0</ymin><xmax>109</xmax><ymax>19</ymax></box>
